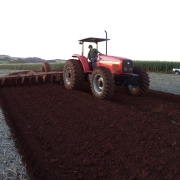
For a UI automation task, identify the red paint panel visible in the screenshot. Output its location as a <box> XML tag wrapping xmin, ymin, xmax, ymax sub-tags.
<box><xmin>72</xmin><ymin>54</ymin><xmax>91</xmax><ymax>73</ymax></box>
<box><xmin>97</xmin><ymin>54</ymin><xmax>132</xmax><ymax>74</ymax></box>
<box><xmin>72</xmin><ymin>54</ymin><xmax>133</xmax><ymax>75</ymax></box>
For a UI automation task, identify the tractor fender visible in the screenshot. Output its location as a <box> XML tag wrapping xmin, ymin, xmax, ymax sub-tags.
<box><xmin>72</xmin><ymin>54</ymin><xmax>90</xmax><ymax>73</ymax></box>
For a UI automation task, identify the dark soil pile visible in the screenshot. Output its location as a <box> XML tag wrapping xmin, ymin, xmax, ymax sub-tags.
<box><xmin>0</xmin><ymin>83</ymin><xmax>180</xmax><ymax>180</ymax></box>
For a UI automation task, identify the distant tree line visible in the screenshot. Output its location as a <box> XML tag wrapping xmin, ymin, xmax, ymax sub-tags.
<box><xmin>0</xmin><ymin>55</ymin><xmax>65</xmax><ymax>63</ymax></box>
<box><xmin>25</xmin><ymin>57</ymin><xmax>45</xmax><ymax>63</ymax></box>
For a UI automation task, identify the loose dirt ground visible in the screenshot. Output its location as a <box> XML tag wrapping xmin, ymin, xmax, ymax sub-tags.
<box><xmin>0</xmin><ymin>75</ymin><xmax>180</xmax><ymax>180</ymax></box>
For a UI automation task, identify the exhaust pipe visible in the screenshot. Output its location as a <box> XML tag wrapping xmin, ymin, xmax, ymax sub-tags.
<box><xmin>105</xmin><ymin>30</ymin><xmax>107</xmax><ymax>55</ymax></box>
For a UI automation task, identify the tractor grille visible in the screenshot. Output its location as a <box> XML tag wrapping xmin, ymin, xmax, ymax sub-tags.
<box><xmin>123</xmin><ymin>60</ymin><xmax>133</xmax><ymax>73</ymax></box>
<box><xmin>112</xmin><ymin>64</ymin><xmax>120</xmax><ymax>73</ymax></box>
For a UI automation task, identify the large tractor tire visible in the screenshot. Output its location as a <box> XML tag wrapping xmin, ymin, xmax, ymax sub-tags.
<box><xmin>125</xmin><ymin>66</ymin><xmax>150</xmax><ymax>96</ymax></box>
<box><xmin>41</xmin><ymin>62</ymin><xmax>51</xmax><ymax>72</ymax></box>
<box><xmin>63</xmin><ymin>59</ymin><xmax>85</xmax><ymax>90</ymax></box>
<box><xmin>90</xmin><ymin>67</ymin><xmax>114</xmax><ymax>99</ymax></box>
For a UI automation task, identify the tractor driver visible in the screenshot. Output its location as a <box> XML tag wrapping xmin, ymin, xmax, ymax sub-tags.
<box><xmin>87</xmin><ymin>45</ymin><xmax>102</xmax><ymax>70</ymax></box>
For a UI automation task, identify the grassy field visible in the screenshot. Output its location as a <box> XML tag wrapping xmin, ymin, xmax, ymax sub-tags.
<box><xmin>0</xmin><ymin>63</ymin><xmax>64</xmax><ymax>70</ymax></box>
<box><xmin>0</xmin><ymin>60</ymin><xmax>8</xmax><ymax>64</ymax></box>
<box><xmin>0</xmin><ymin>61</ymin><xmax>179</xmax><ymax>73</ymax></box>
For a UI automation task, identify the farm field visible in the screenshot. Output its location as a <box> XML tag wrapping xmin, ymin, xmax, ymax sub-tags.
<box><xmin>0</xmin><ymin>63</ymin><xmax>64</xmax><ymax>71</ymax></box>
<box><xmin>0</xmin><ymin>71</ymin><xmax>180</xmax><ymax>179</ymax></box>
<box><xmin>0</xmin><ymin>60</ymin><xmax>179</xmax><ymax>73</ymax></box>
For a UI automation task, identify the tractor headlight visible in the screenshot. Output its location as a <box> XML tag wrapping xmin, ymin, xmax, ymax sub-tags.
<box><xmin>123</xmin><ymin>60</ymin><xmax>133</xmax><ymax>73</ymax></box>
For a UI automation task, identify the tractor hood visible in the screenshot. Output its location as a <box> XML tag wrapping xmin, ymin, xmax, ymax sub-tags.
<box><xmin>97</xmin><ymin>54</ymin><xmax>133</xmax><ymax>74</ymax></box>
<box><xmin>98</xmin><ymin>54</ymin><xmax>132</xmax><ymax>62</ymax></box>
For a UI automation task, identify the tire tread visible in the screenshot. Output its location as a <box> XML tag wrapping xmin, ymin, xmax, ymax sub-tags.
<box><xmin>90</xmin><ymin>67</ymin><xmax>114</xmax><ymax>99</ymax></box>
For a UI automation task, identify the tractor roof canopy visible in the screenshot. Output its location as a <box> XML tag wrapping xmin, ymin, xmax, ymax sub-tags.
<box><xmin>78</xmin><ymin>37</ymin><xmax>110</xmax><ymax>43</ymax></box>
<box><xmin>78</xmin><ymin>37</ymin><xmax>110</xmax><ymax>56</ymax></box>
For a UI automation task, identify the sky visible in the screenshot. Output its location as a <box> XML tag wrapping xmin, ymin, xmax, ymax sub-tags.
<box><xmin>0</xmin><ymin>0</ymin><xmax>180</xmax><ymax>61</ymax></box>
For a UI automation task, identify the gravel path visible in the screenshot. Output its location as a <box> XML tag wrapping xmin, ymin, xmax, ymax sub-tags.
<box><xmin>148</xmin><ymin>72</ymin><xmax>180</xmax><ymax>95</ymax></box>
<box><xmin>0</xmin><ymin>70</ymin><xmax>179</xmax><ymax>179</ymax></box>
<box><xmin>0</xmin><ymin>70</ymin><xmax>29</xmax><ymax>180</ymax></box>
<box><xmin>0</xmin><ymin>109</ymin><xmax>29</xmax><ymax>180</ymax></box>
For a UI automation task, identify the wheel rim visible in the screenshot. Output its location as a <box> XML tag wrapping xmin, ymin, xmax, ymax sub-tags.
<box><xmin>65</xmin><ymin>67</ymin><xmax>72</xmax><ymax>84</ymax></box>
<box><xmin>127</xmin><ymin>85</ymin><xmax>139</xmax><ymax>91</ymax></box>
<box><xmin>127</xmin><ymin>77</ymin><xmax>140</xmax><ymax>91</ymax></box>
<box><xmin>93</xmin><ymin>74</ymin><xmax>104</xmax><ymax>94</ymax></box>
<box><xmin>175</xmin><ymin>72</ymin><xmax>178</xmax><ymax>74</ymax></box>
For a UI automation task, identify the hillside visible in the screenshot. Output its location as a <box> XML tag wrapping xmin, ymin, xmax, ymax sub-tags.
<box><xmin>0</xmin><ymin>55</ymin><xmax>64</xmax><ymax>63</ymax></box>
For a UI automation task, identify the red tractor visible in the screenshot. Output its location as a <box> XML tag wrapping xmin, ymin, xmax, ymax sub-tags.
<box><xmin>63</xmin><ymin>37</ymin><xmax>150</xmax><ymax>99</ymax></box>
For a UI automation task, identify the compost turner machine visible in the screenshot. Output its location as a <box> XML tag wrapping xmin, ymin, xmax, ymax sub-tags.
<box><xmin>0</xmin><ymin>37</ymin><xmax>150</xmax><ymax>100</ymax></box>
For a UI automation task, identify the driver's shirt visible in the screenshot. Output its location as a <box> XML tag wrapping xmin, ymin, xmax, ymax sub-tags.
<box><xmin>88</xmin><ymin>48</ymin><xmax>100</xmax><ymax>59</ymax></box>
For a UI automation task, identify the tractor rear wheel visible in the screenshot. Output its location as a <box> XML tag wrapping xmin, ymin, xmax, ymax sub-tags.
<box><xmin>125</xmin><ymin>66</ymin><xmax>150</xmax><ymax>96</ymax></box>
<box><xmin>63</xmin><ymin>60</ymin><xmax>85</xmax><ymax>90</ymax></box>
<box><xmin>41</xmin><ymin>62</ymin><xmax>51</xmax><ymax>72</ymax></box>
<box><xmin>90</xmin><ymin>67</ymin><xmax>114</xmax><ymax>99</ymax></box>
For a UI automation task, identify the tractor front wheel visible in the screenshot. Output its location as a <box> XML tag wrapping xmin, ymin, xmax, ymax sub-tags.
<box><xmin>90</xmin><ymin>67</ymin><xmax>114</xmax><ymax>99</ymax></box>
<box><xmin>125</xmin><ymin>66</ymin><xmax>150</xmax><ymax>96</ymax></box>
<box><xmin>63</xmin><ymin>60</ymin><xmax>85</xmax><ymax>90</ymax></box>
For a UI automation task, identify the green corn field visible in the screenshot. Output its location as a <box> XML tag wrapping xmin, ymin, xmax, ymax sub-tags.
<box><xmin>134</xmin><ymin>60</ymin><xmax>180</xmax><ymax>73</ymax></box>
<box><xmin>0</xmin><ymin>61</ymin><xmax>179</xmax><ymax>73</ymax></box>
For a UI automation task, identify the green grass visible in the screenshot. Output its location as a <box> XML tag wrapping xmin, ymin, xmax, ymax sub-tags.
<box><xmin>0</xmin><ymin>63</ymin><xmax>64</xmax><ymax>70</ymax></box>
<box><xmin>0</xmin><ymin>60</ymin><xmax>8</xmax><ymax>64</ymax></box>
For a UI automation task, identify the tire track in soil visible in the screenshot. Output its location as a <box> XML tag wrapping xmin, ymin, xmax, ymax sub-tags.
<box><xmin>0</xmin><ymin>83</ymin><xmax>180</xmax><ymax>180</ymax></box>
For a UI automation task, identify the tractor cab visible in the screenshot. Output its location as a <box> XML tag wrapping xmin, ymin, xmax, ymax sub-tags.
<box><xmin>77</xmin><ymin>37</ymin><xmax>110</xmax><ymax>71</ymax></box>
<box><xmin>78</xmin><ymin>37</ymin><xmax>110</xmax><ymax>56</ymax></box>
<box><xmin>76</xmin><ymin>37</ymin><xmax>134</xmax><ymax>74</ymax></box>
